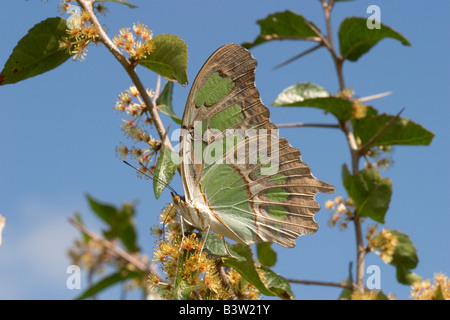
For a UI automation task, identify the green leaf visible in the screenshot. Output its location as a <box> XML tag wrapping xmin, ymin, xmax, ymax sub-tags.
<box><xmin>139</xmin><ymin>34</ymin><xmax>188</xmax><ymax>85</ymax></box>
<box><xmin>153</xmin><ymin>144</ymin><xmax>179</xmax><ymax>199</ymax></box>
<box><xmin>390</xmin><ymin>231</ymin><xmax>419</xmax><ymax>270</ymax></box>
<box><xmin>170</xmin><ymin>249</ymin><xmax>205</xmax><ymax>300</ymax></box>
<box><xmin>242</xmin><ymin>10</ymin><xmax>321</xmax><ymax>49</ymax></box>
<box><xmin>338</xmin><ymin>17</ymin><xmax>411</xmax><ymax>62</ymax></box>
<box><xmin>95</xmin><ymin>0</ymin><xmax>138</xmax><ymax>8</ymax></box>
<box><xmin>341</xmin><ymin>163</ymin><xmax>351</xmax><ymax>181</ymax></box>
<box><xmin>76</xmin><ymin>270</ymin><xmax>142</xmax><ymax>300</ymax></box>
<box><xmin>272</xmin><ymin>82</ymin><xmax>330</xmax><ymax>105</ymax></box>
<box><xmin>0</xmin><ymin>17</ymin><xmax>72</xmax><ymax>86</ymax></box>
<box><xmin>86</xmin><ymin>195</ymin><xmax>139</xmax><ymax>252</ymax></box>
<box><xmin>256</xmin><ymin>242</ymin><xmax>277</xmax><ymax>267</ymax></box>
<box><xmin>258</xmin><ymin>266</ymin><xmax>295</xmax><ymax>300</ymax></box>
<box><xmin>223</xmin><ymin>244</ymin><xmax>275</xmax><ymax>297</ymax></box>
<box><xmin>435</xmin><ymin>284</ymin><xmax>445</xmax><ymax>300</ymax></box>
<box><xmin>203</xmin><ymin>233</ymin><xmax>245</xmax><ymax>261</ymax></box>
<box><xmin>375</xmin><ymin>291</ymin><xmax>390</xmax><ymax>300</ymax></box>
<box><xmin>338</xmin><ymin>262</ymin><xmax>353</xmax><ymax>300</ymax></box>
<box><xmin>171</xmin><ymin>249</ymin><xmax>187</xmax><ymax>300</ymax></box>
<box><xmin>156</xmin><ymin>81</ymin><xmax>182</xmax><ymax>125</ymax></box>
<box><xmin>388</xmin><ymin>230</ymin><xmax>420</xmax><ymax>285</ymax></box>
<box><xmin>354</xmin><ymin>107</ymin><xmax>435</xmax><ymax>147</ymax></box>
<box><xmin>343</xmin><ymin>169</ymin><xmax>392</xmax><ymax>223</ymax></box>
<box><xmin>273</xmin><ymin>94</ymin><xmax>354</xmax><ymax>123</ymax></box>
<box><xmin>396</xmin><ymin>268</ymin><xmax>421</xmax><ymax>285</ymax></box>
<box><xmin>372</xmin><ymin>229</ymin><xmax>420</xmax><ymax>285</ymax></box>
<box><xmin>173</xmin><ymin>279</ymin><xmax>203</xmax><ymax>300</ymax></box>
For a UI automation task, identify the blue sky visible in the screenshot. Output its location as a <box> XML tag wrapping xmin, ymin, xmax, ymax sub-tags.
<box><xmin>0</xmin><ymin>0</ymin><xmax>448</xmax><ymax>300</ymax></box>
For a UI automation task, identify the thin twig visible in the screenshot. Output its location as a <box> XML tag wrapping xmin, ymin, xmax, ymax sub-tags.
<box><xmin>217</xmin><ymin>264</ymin><xmax>239</xmax><ymax>300</ymax></box>
<box><xmin>275</xmin><ymin>122</ymin><xmax>340</xmax><ymax>129</ymax></box>
<box><xmin>262</xmin><ymin>35</ymin><xmax>322</xmax><ymax>42</ymax></box>
<box><xmin>192</xmin><ymin>290</ymin><xmax>203</xmax><ymax>300</ymax></box>
<box><xmin>359</xmin><ymin>91</ymin><xmax>393</xmax><ymax>103</ymax></box>
<box><xmin>287</xmin><ymin>278</ymin><xmax>353</xmax><ymax>290</ymax></box>
<box><xmin>358</xmin><ymin>107</ymin><xmax>405</xmax><ymax>155</ymax></box>
<box><xmin>153</xmin><ymin>75</ymin><xmax>161</xmax><ymax>104</ymax></box>
<box><xmin>321</xmin><ymin>0</ymin><xmax>335</xmax><ymax>49</ymax></box>
<box><xmin>75</xmin><ymin>0</ymin><xmax>172</xmax><ymax>150</ymax></box>
<box><xmin>274</xmin><ymin>44</ymin><xmax>323</xmax><ymax>69</ymax></box>
<box><xmin>68</xmin><ymin>217</ymin><xmax>158</xmax><ymax>275</ymax></box>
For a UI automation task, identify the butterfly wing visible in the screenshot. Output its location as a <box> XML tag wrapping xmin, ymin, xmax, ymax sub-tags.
<box><xmin>180</xmin><ymin>43</ymin><xmax>334</xmax><ymax>247</ymax></box>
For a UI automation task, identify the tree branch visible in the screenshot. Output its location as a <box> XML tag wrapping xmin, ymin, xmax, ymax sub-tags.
<box><xmin>75</xmin><ymin>0</ymin><xmax>172</xmax><ymax>150</ymax></box>
<box><xmin>341</xmin><ymin>121</ymin><xmax>365</xmax><ymax>293</ymax></box>
<box><xmin>68</xmin><ymin>217</ymin><xmax>158</xmax><ymax>275</ymax></box>
<box><xmin>287</xmin><ymin>278</ymin><xmax>353</xmax><ymax>290</ymax></box>
<box><xmin>276</xmin><ymin>122</ymin><xmax>340</xmax><ymax>129</ymax></box>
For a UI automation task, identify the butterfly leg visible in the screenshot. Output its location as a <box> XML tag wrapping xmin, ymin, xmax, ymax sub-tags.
<box><xmin>179</xmin><ymin>215</ymin><xmax>187</xmax><ymax>245</ymax></box>
<box><xmin>173</xmin><ymin>215</ymin><xmax>189</xmax><ymax>274</ymax></box>
<box><xmin>196</xmin><ymin>225</ymin><xmax>210</xmax><ymax>263</ymax></box>
<box><xmin>221</xmin><ymin>236</ymin><xmax>234</xmax><ymax>258</ymax></box>
<box><xmin>200</xmin><ymin>225</ymin><xmax>210</xmax><ymax>251</ymax></box>
<box><xmin>162</xmin><ymin>203</ymin><xmax>177</xmax><ymax>242</ymax></box>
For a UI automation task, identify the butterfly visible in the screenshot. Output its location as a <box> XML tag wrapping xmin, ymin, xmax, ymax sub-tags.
<box><xmin>173</xmin><ymin>43</ymin><xmax>334</xmax><ymax>248</ymax></box>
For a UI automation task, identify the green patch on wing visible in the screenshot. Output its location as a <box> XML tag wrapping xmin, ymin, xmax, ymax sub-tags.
<box><xmin>200</xmin><ymin>164</ymin><xmax>258</xmax><ymax>243</ymax></box>
<box><xmin>264</xmin><ymin>188</ymin><xmax>289</xmax><ymax>203</ymax></box>
<box><xmin>195</xmin><ymin>72</ymin><xmax>235</xmax><ymax>107</ymax></box>
<box><xmin>270</xmin><ymin>173</ymin><xmax>288</xmax><ymax>185</ymax></box>
<box><xmin>266</xmin><ymin>205</ymin><xmax>289</xmax><ymax>220</ymax></box>
<box><xmin>208</xmin><ymin>104</ymin><xmax>243</xmax><ymax>131</ymax></box>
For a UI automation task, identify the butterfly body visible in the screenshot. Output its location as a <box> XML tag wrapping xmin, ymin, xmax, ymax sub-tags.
<box><xmin>175</xmin><ymin>43</ymin><xmax>334</xmax><ymax>248</ymax></box>
<box><xmin>174</xmin><ymin>195</ymin><xmax>247</xmax><ymax>244</ymax></box>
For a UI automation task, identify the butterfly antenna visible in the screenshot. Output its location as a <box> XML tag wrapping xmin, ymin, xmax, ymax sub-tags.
<box><xmin>122</xmin><ymin>160</ymin><xmax>182</xmax><ymax>243</ymax></box>
<box><xmin>122</xmin><ymin>160</ymin><xmax>179</xmax><ymax>196</ymax></box>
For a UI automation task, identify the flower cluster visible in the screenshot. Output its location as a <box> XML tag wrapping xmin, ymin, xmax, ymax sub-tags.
<box><xmin>113</xmin><ymin>23</ymin><xmax>154</xmax><ymax>60</ymax></box>
<box><xmin>58</xmin><ymin>1</ymin><xmax>100</xmax><ymax>60</ymax></box>
<box><xmin>114</xmin><ymin>85</ymin><xmax>160</xmax><ymax>170</ymax></box>
<box><xmin>346</xmin><ymin>289</ymin><xmax>396</xmax><ymax>300</ymax></box>
<box><xmin>410</xmin><ymin>273</ymin><xmax>449</xmax><ymax>300</ymax></box>
<box><xmin>68</xmin><ymin>237</ymin><xmax>112</xmax><ymax>273</ymax></box>
<box><xmin>334</xmin><ymin>88</ymin><xmax>368</xmax><ymax>120</ymax></box>
<box><xmin>351</xmin><ymin>99</ymin><xmax>368</xmax><ymax>119</ymax></box>
<box><xmin>364</xmin><ymin>145</ymin><xmax>394</xmax><ymax>170</ymax></box>
<box><xmin>68</xmin><ymin>229</ymin><xmax>150</xmax><ymax>292</ymax></box>
<box><xmin>325</xmin><ymin>196</ymin><xmax>354</xmax><ymax>230</ymax></box>
<box><xmin>147</xmin><ymin>203</ymin><xmax>261</xmax><ymax>300</ymax></box>
<box><xmin>366</xmin><ymin>225</ymin><xmax>398</xmax><ymax>264</ymax></box>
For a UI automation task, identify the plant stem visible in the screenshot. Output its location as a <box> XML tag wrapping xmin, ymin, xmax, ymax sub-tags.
<box><xmin>342</xmin><ymin>121</ymin><xmax>365</xmax><ymax>292</ymax></box>
<box><xmin>75</xmin><ymin>0</ymin><xmax>172</xmax><ymax>150</ymax></box>
<box><xmin>69</xmin><ymin>217</ymin><xmax>158</xmax><ymax>275</ymax></box>
<box><xmin>320</xmin><ymin>0</ymin><xmax>345</xmax><ymax>90</ymax></box>
<box><xmin>320</xmin><ymin>0</ymin><xmax>365</xmax><ymax>293</ymax></box>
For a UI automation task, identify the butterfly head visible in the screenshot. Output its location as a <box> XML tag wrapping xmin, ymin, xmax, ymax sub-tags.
<box><xmin>171</xmin><ymin>192</ymin><xmax>186</xmax><ymax>207</ymax></box>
